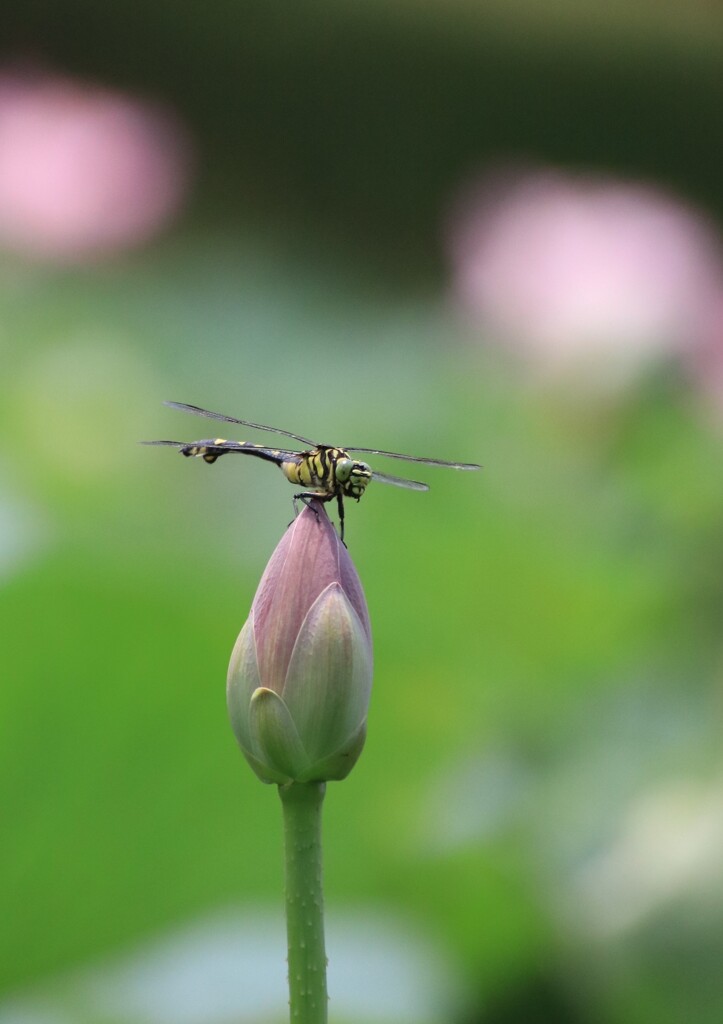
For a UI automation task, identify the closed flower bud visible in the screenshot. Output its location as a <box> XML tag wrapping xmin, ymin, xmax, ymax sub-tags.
<box><xmin>227</xmin><ymin>502</ymin><xmax>373</xmax><ymax>784</ymax></box>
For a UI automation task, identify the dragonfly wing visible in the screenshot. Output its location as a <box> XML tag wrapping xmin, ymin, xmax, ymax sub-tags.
<box><xmin>164</xmin><ymin>401</ymin><xmax>317</xmax><ymax>447</ymax></box>
<box><xmin>209</xmin><ymin>442</ymin><xmax>301</xmax><ymax>460</ymax></box>
<box><xmin>372</xmin><ymin>470</ymin><xmax>430</xmax><ymax>491</ymax></box>
<box><xmin>140</xmin><ymin>439</ymin><xmax>186</xmax><ymax>447</ymax></box>
<box><xmin>142</xmin><ymin>438</ymin><xmax>302</xmax><ymax>464</ymax></box>
<box><xmin>346</xmin><ymin>446</ymin><xmax>481</xmax><ymax>470</ymax></box>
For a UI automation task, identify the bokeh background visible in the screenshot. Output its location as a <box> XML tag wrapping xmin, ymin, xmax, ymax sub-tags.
<box><xmin>2</xmin><ymin>3</ymin><xmax>723</xmax><ymax>1023</ymax></box>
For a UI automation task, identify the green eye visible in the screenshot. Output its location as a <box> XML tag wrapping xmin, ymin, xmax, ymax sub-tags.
<box><xmin>335</xmin><ymin>458</ymin><xmax>353</xmax><ymax>482</ymax></box>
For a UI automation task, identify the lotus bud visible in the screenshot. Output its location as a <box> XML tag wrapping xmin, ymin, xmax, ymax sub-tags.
<box><xmin>227</xmin><ymin>502</ymin><xmax>373</xmax><ymax>784</ymax></box>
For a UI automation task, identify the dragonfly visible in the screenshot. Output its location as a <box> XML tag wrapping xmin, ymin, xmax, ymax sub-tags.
<box><xmin>144</xmin><ymin>401</ymin><xmax>481</xmax><ymax>542</ymax></box>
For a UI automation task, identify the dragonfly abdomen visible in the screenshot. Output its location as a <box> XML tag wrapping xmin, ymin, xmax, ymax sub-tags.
<box><xmin>181</xmin><ymin>439</ymin><xmax>289</xmax><ymax>466</ymax></box>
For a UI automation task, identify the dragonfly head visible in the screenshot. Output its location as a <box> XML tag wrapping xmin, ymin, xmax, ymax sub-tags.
<box><xmin>336</xmin><ymin>457</ymin><xmax>372</xmax><ymax>500</ymax></box>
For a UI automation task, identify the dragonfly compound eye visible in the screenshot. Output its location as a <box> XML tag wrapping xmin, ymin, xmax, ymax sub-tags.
<box><xmin>335</xmin><ymin>457</ymin><xmax>354</xmax><ymax>483</ymax></box>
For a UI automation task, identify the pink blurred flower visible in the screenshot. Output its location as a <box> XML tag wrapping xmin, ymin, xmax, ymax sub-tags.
<box><xmin>0</xmin><ymin>70</ymin><xmax>192</xmax><ymax>261</ymax></box>
<box><xmin>446</xmin><ymin>169</ymin><xmax>723</xmax><ymax>384</ymax></box>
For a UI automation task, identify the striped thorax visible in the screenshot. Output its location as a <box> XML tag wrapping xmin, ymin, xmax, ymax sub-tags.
<box><xmin>282</xmin><ymin>447</ymin><xmax>372</xmax><ymax>501</ymax></box>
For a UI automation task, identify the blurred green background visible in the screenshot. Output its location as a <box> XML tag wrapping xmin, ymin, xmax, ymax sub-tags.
<box><xmin>1</xmin><ymin>3</ymin><xmax>723</xmax><ymax>1023</ymax></box>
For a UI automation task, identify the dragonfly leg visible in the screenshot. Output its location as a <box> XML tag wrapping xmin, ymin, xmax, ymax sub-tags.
<box><xmin>336</xmin><ymin>493</ymin><xmax>347</xmax><ymax>546</ymax></box>
<box><xmin>292</xmin><ymin>490</ymin><xmax>329</xmax><ymax>525</ymax></box>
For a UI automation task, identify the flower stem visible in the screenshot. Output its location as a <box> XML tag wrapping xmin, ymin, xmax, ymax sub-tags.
<box><xmin>279</xmin><ymin>781</ymin><xmax>328</xmax><ymax>1024</ymax></box>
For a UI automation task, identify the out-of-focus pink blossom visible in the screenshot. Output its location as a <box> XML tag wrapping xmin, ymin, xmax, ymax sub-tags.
<box><xmin>446</xmin><ymin>169</ymin><xmax>723</xmax><ymax>385</ymax></box>
<box><xmin>0</xmin><ymin>70</ymin><xmax>192</xmax><ymax>261</ymax></box>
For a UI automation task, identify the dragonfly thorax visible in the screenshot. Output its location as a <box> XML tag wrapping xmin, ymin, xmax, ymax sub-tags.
<box><xmin>281</xmin><ymin>447</ymin><xmax>372</xmax><ymax>501</ymax></box>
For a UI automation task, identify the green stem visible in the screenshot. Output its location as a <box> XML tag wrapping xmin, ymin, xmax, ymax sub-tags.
<box><xmin>279</xmin><ymin>781</ymin><xmax>328</xmax><ymax>1024</ymax></box>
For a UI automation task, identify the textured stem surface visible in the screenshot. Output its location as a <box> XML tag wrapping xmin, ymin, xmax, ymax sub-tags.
<box><xmin>279</xmin><ymin>781</ymin><xmax>328</xmax><ymax>1024</ymax></box>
